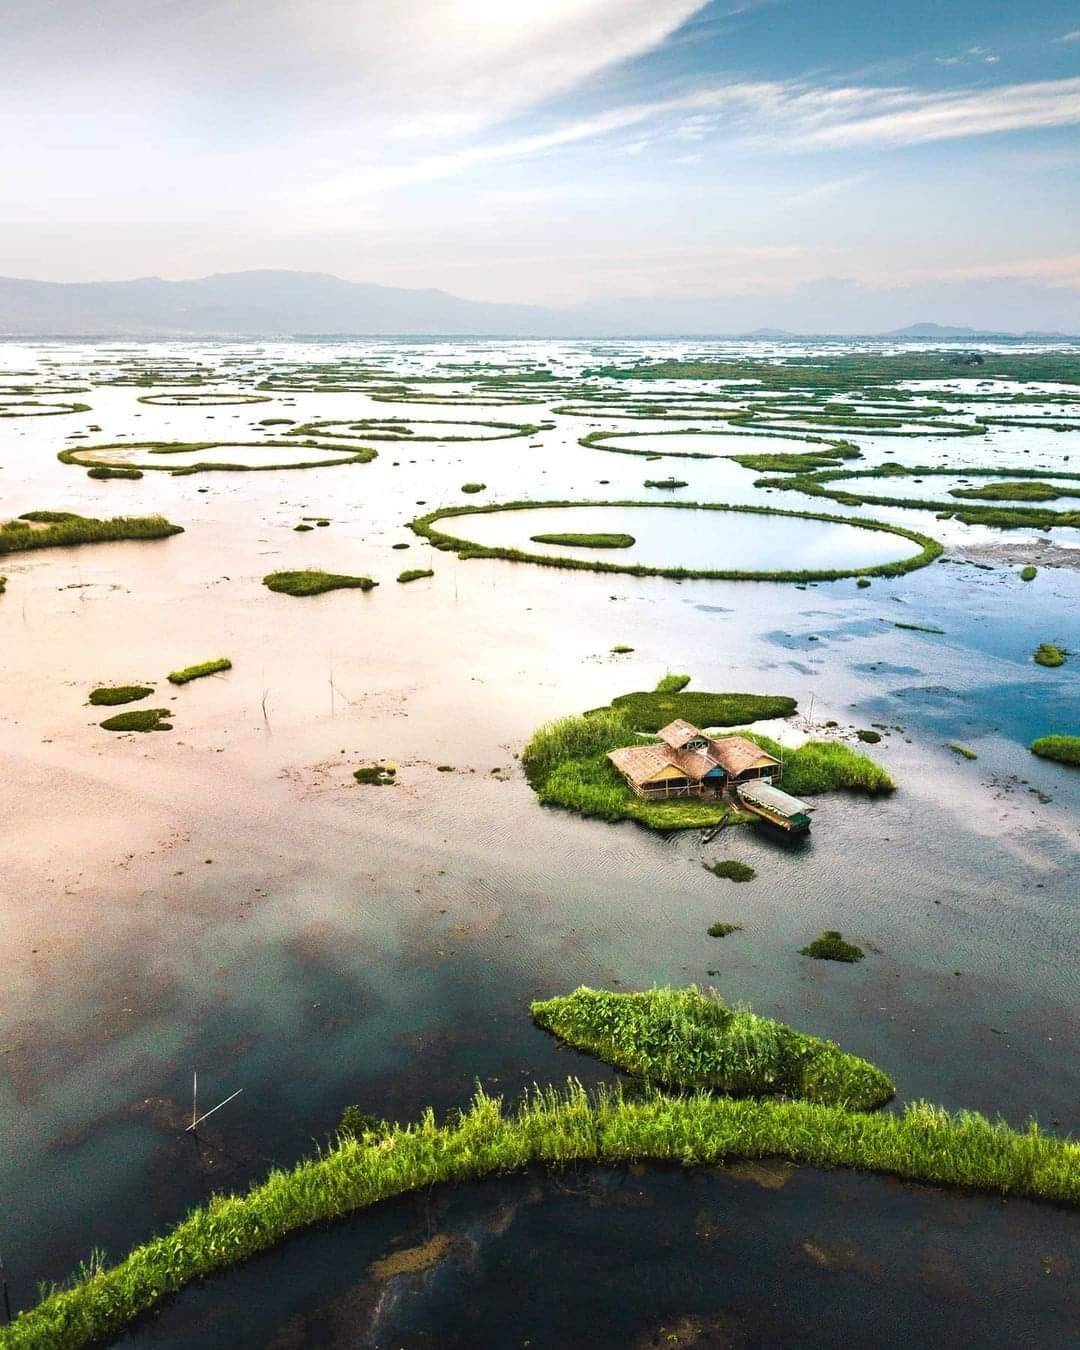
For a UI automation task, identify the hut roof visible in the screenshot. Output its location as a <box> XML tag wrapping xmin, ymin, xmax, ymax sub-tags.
<box><xmin>709</xmin><ymin>736</ymin><xmax>779</xmax><ymax>776</ymax></box>
<box><xmin>608</xmin><ymin>744</ymin><xmax>684</xmax><ymax>786</ymax></box>
<box><xmin>657</xmin><ymin>719</ymin><xmax>704</xmax><ymax>749</ymax></box>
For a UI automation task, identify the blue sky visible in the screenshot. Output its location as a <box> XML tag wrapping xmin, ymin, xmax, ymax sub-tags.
<box><xmin>4</xmin><ymin>1</ymin><xmax>1080</xmax><ymax>325</ymax></box>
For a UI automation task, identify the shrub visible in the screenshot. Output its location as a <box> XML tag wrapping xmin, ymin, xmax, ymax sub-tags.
<box><xmin>801</xmin><ymin>931</ymin><xmax>864</xmax><ymax>962</ymax></box>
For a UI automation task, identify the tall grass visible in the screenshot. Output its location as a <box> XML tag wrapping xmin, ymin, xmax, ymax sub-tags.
<box><xmin>723</xmin><ymin>732</ymin><xmax>894</xmax><ymax>795</ymax></box>
<box><xmin>0</xmin><ymin>514</ymin><xmax>182</xmax><ymax>556</ymax></box>
<box><xmin>1030</xmin><ymin>735</ymin><xmax>1080</xmax><ymax>767</ymax></box>
<box><xmin>4</xmin><ymin>1082</ymin><xmax>1075</xmax><ymax>1349</ymax></box>
<box><xmin>167</xmin><ymin>658</ymin><xmax>232</xmax><ymax>685</ymax></box>
<box><xmin>531</xmin><ymin>987</ymin><xmax>894</xmax><ymax>1110</ymax></box>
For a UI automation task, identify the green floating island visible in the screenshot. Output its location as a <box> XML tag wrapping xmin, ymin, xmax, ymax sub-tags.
<box><xmin>946</xmin><ymin>743</ymin><xmax>978</xmax><ymax>760</ymax></box>
<box><xmin>1030</xmin><ymin>735</ymin><xmax>1080</xmax><ymax>767</ymax></box>
<box><xmin>397</xmin><ymin>568</ymin><xmax>434</xmax><ymax>583</ymax></box>
<box><xmin>88</xmin><ymin>685</ymin><xmax>154</xmax><ymax>707</ymax></box>
<box><xmin>100</xmin><ymin>708</ymin><xmax>173</xmax><ymax>733</ymax></box>
<box><xmin>643</xmin><ymin>478</ymin><xmax>688</xmax><ymax>489</ymax></box>
<box><xmin>531</xmin><ymin>985</ymin><xmax>894</xmax><ymax>1111</ymax></box>
<box><xmin>354</xmin><ymin>763</ymin><xmax>396</xmax><ymax>785</ymax></box>
<box><xmin>1020</xmin><ymin>565</ymin><xmax>1038</xmax><ymax>581</ymax></box>
<box><xmin>167</xmin><ymin>658</ymin><xmax>232</xmax><ymax>685</ymax></box>
<box><xmin>0</xmin><ymin>512</ymin><xmax>183</xmax><ymax>556</ymax></box>
<box><xmin>602</xmin><ymin>688</ymin><xmax>797</xmax><ymax>730</ymax></box>
<box><xmin>530</xmin><ymin>532</ymin><xmax>635</xmax><ymax>549</ymax></box>
<box><xmin>707</xmin><ymin>922</ymin><xmax>742</xmax><ymax>937</ymax></box>
<box><xmin>801</xmin><ymin>930</ymin><xmax>865</xmax><ymax>963</ymax></box>
<box><xmin>460</xmin><ymin>482</ymin><xmax>487</xmax><ymax>494</ymax></box>
<box><xmin>950</xmin><ymin>480</ymin><xmax>1079</xmax><ymax>503</ymax></box>
<box><xmin>263</xmin><ymin>570</ymin><xmax>378</xmax><ymax>597</ymax></box>
<box><xmin>87</xmin><ymin>466</ymin><xmax>143</xmax><ymax>480</ymax></box>
<box><xmin>1033</xmin><ymin>643</ymin><xmax>1066</xmax><ymax>668</ymax></box>
<box><xmin>704</xmin><ymin>859</ymin><xmax>755</xmax><ymax>882</ymax></box>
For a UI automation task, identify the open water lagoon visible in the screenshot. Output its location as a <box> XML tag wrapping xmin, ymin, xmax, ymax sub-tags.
<box><xmin>0</xmin><ymin>339</ymin><xmax>1077</xmax><ymax>1346</ymax></box>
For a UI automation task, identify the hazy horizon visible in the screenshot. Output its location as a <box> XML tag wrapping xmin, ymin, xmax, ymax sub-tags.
<box><xmin>5</xmin><ymin>2</ymin><xmax>1080</xmax><ymax>330</ymax></box>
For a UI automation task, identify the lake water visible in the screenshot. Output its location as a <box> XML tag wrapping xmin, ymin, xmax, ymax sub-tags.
<box><xmin>0</xmin><ymin>337</ymin><xmax>1077</xmax><ymax>1341</ymax></box>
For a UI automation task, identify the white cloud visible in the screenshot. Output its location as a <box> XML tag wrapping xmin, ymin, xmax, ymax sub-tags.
<box><xmin>1058</xmin><ymin>30</ymin><xmax>1080</xmax><ymax>43</ymax></box>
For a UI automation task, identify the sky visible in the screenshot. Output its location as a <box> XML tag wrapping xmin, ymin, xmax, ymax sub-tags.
<box><xmin>4</xmin><ymin>1</ymin><xmax>1080</xmax><ymax>326</ymax></box>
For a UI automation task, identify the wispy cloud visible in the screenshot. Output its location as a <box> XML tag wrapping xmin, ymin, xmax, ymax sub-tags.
<box><xmin>1058</xmin><ymin>30</ymin><xmax>1080</xmax><ymax>43</ymax></box>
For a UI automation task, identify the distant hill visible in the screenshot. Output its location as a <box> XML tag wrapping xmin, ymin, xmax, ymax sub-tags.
<box><xmin>0</xmin><ymin>271</ymin><xmax>1076</xmax><ymax>339</ymax></box>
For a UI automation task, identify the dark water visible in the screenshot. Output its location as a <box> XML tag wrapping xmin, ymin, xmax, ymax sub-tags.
<box><xmin>120</xmin><ymin>1165</ymin><xmax>1079</xmax><ymax>1349</ymax></box>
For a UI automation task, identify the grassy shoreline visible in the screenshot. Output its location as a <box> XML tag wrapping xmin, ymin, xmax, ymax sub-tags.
<box><xmin>4</xmin><ymin>1082</ymin><xmax>1075</xmax><ymax>1349</ymax></box>
<box><xmin>0</xmin><ymin>513</ymin><xmax>183</xmax><ymax>556</ymax></box>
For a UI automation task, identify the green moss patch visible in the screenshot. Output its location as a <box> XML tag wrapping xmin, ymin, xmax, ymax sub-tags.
<box><xmin>167</xmin><ymin>658</ymin><xmax>232</xmax><ymax>685</ymax></box>
<box><xmin>1033</xmin><ymin>644</ymin><xmax>1066</xmax><ymax>668</ymax></box>
<box><xmin>530</xmin><ymin>532</ymin><xmax>635</xmax><ymax>549</ymax></box>
<box><xmin>704</xmin><ymin>860</ymin><xmax>755</xmax><ymax>882</ymax></box>
<box><xmin>946</xmin><ymin>743</ymin><xmax>978</xmax><ymax>760</ymax></box>
<box><xmin>100</xmin><ymin>708</ymin><xmax>173</xmax><ymax>733</ymax></box>
<box><xmin>801</xmin><ymin>931</ymin><xmax>864</xmax><ymax>963</ymax></box>
<box><xmin>397</xmin><ymin>569</ymin><xmax>434</xmax><ymax>583</ymax></box>
<box><xmin>531</xmin><ymin>986</ymin><xmax>893</xmax><ymax>1109</ymax></box>
<box><xmin>263</xmin><ymin>570</ymin><xmax>378</xmax><ymax>597</ymax></box>
<box><xmin>1029</xmin><ymin>735</ymin><xmax>1080</xmax><ymax>767</ymax></box>
<box><xmin>354</xmin><ymin>764</ymin><xmax>396</xmax><ymax>786</ymax></box>
<box><xmin>88</xmin><ymin>686</ymin><xmax>154</xmax><ymax>706</ymax></box>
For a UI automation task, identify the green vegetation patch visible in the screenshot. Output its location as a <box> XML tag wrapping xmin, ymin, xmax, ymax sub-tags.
<box><xmin>856</xmin><ymin>729</ymin><xmax>882</xmax><ymax>743</ymax></box>
<box><xmin>894</xmin><ymin>621</ymin><xmax>945</xmax><ymax>635</ymax></box>
<box><xmin>410</xmin><ymin>500</ymin><xmax>943</xmax><ymax>585</ymax></box>
<box><xmin>530</xmin><ymin>532</ymin><xmax>635</xmax><ymax>549</ymax></box>
<box><xmin>950</xmin><ymin>480</ymin><xmax>1080</xmax><ymax>503</ymax></box>
<box><xmin>87</xmin><ymin>466</ymin><xmax>143</xmax><ymax>480</ymax></box>
<box><xmin>263</xmin><ymin>570</ymin><xmax>378</xmax><ymax>597</ymax></box>
<box><xmin>1029</xmin><ymin>735</ymin><xmax>1080</xmax><ymax>767</ymax></box>
<box><xmin>531</xmin><ymin>986</ymin><xmax>893</xmax><ymax>1109</ymax></box>
<box><xmin>1033</xmin><ymin>644</ymin><xmax>1066</xmax><ymax>668</ymax></box>
<box><xmin>704</xmin><ymin>859</ymin><xmax>755</xmax><ymax>882</ymax></box>
<box><xmin>801</xmin><ymin>931</ymin><xmax>864</xmax><ymax>963</ymax></box>
<box><xmin>0</xmin><ymin>512</ymin><xmax>182</xmax><ymax>556</ymax></box>
<box><xmin>654</xmin><ymin>673</ymin><xmax>691</xmax><ymax>693</ymax></box>
<box><xmin>643</xmin><ymin>477</ymin><xmax>688</xmax><ymax>489</ymax></box>
<box><xmin>88</xmin><ymin>686</ymin><xmax>153</xmax><ymax>706</ymax></box>
<box><xmin>603</xmin><ymin>689</ymin><xmax>797</xmax><ymax>731</ymax></box>
<box><xmin>946</xmin><ymin>743</ymin><xmax>978</xmax><ymax>760</ymax></box>
<box><xmin>707</xmin><ymin>922</ymin><xmax>742</xmax><ymax>938</ymax></box>
<box><xmin>100</xmin><ymin>708</ymin><xmax>173</xmax><ymax>733</ymax></box>
<box><xmin>723</xmin><ymin>732</ymin><xmax>894</xmax><ymax>796</ymax></box>
<box><xmin>354</xmin><ymin>764</ymin><xmax>396</xmax><ymax>786</ymax></box>
<box><xmin>1020</xmin><ymin>565</ymin><xmax>1037</xmax><ymax>581</ymax></box>
<box><xmin>397</xmin><ymin>568</ymin><xmax>434</xmax><ymax>583</ymax></box>
<box><xmin>5</xmin><ymin>1081</ymin><xmax>1076</xmax><ymax>1350</ymax></box>
<box><xmin>461</xmin><ymin>482</ymin><xmax>487</xmax><ymax>494</ymax></box>
<box><xmin>167</xmin><ymin>658</ymin><xmax>232</xmax><ymax>685</ymax></box>
<box><xmin>59</xmin><ymin>440</ymin><xmax>377</xmax><ymax>475</ymax></box>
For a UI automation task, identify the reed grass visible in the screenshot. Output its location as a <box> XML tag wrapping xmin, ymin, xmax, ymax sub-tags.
<box><xmin>532</xmin><ymin>987</ymin><xmax>893</xmax><ymax>1110</ymax></box>
<box><xmin>603</xmin><ymin>690</ymin><xmax>797</xmax><ymax>730</ymax></box>
<box><xmin>654</xmin><ymin>673</ymin><xmax>691</xmax><ymax>693</ymax></box>
<box><xmin>1029</xmin><ymin>735</ymin><xmax>1080</xmax><ymax>766</ymax></box>
<box><xmin>801</xmin><ymin>931</ymin><xmax>864</xmax><ymax>963</ymax></box>
<box><xmin>0</xmin><ymin>513</ymin><xmax>183</xmax><ymax>556</ymax></box>
<box><xmin>4</xmin><ymin>1078</ymin><xmax>1076</xmax><ymax>1350</ymax></box>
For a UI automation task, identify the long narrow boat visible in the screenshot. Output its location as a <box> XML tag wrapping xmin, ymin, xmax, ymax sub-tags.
<box><xmin>736</xmin><ymin>780</ymin><xmax>815</xmax><ymax>833</ymax></box>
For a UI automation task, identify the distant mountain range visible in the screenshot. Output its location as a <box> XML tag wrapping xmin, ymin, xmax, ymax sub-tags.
<box><xmin>0</xmin><ymin>270</ymin><xmax>1076</xmax><ymax>339</ymax></box>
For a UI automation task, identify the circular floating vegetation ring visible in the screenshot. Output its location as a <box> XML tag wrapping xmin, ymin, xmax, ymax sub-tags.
<box><xmin>0</xmin><ymin>383</ymin><xmax>90</xmax><ymax>396</ymax></box>
<box><xmin>579</xmin><ymin>428</ymin><xmax>858</xmax><ymax>467</ymax></box>
<box><xmin>754</xmin><ymin>463</ymin><xmax>1080</xmax><ymax>529</ymax></box>
<box><xmin>136</xmin><ymin>392</ymin><xmax>272</xmax><ymax>406</ymax></box>
<box><xmin>290</xmin><ymin>416</ymin><xmax>544</xmax><ymax>442</ymax></box>
<box><xmin>369</xmin><ymin>391</ymin><xmax>550</xmax><ymax>406</ymax></box>
<box><xmin>59</xmin><ymin>439</ymin><xmax>377</xmax><ymax>476</ymax></box>
<box><xmin>0</xmin><ymin>399</ymin><xmax>91</xmax><ymax>417</ymax></box>
<box><xmin>411</xmin><ymin>499</ymin><xmax>943</xmax><ymax>583</ymax></box>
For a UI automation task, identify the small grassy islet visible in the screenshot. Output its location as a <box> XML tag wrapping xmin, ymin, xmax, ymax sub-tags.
<box><xmin>1033</xmin><ymin>643</ymin><xmax>1066</xmax><ymax>668</ymax></box>
<box><xmin>1029</xmin><ymin>735</ymin><xmax>1080</xmax><ymax>767</ymax></box>
<box><xmin>704</xmin><ymin>860</ymin><xmax>755</xmax><ymax>882</ymax></box>
<box><xmin>88</xmin><ymin>686</ymin><xmax>154</xmax><ymax>707</ymax></box>
<box><xmin>707</xmin><ymin>922</ymin><xmax>742</xmax><ymax>937</ymax></box>
<box><xmin>263</xmin><ymin>570</ymin><xmax>377</xmax><ymax>597</ymax></box>
<box><xmin>946</xmin><ymin>743</ymin><xmax>978</xmax><ymax>760</ymax></box>
<box><xmin>396</xmin><ymin>568</ymin><xmax>434</xmax><ymax>583</ymax></box>
<box><xmin>801</xmin><ymin>931</ymin><xmax>865</xmax><ymax>963</ymax></box>
<box><xmin>167</xmin><ymin>658</ymin><xmax>232</xmax><ymax>685</ymax></box>
<box><xmin>530</xmin><ymin>532</ymin><xmax>635</xmax><ymax>549</ymax></box>
<box><xmin>0</xmin><ymin>512</ymin><xmax>183</xmax><ymax>556</ymax></box>
<box><xmin>100</xmin><ymin>708</ymin><xmax>173</xmax><ymax>733</ymax></box>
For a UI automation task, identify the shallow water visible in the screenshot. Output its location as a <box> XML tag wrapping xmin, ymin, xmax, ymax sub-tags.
<box><xmin>0</xmin><ymin>338</ymin><xmax>1078</xmax><ymax>1336</ymax></box>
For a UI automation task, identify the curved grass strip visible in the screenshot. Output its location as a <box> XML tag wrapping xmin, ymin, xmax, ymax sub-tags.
<box><xmin>579</xmin><ymin>427</ymin><xmax>855</xmax><ymax>462</ymax></box>
<box><xmin>59</xmin><ymin>441</ymin><xmax>376</xmax><ymax>476</ymax></box>
<box><xmin>3</xmin><ymin>1082</ymin><xmax>1076</xmax><ymax>1349</ymax></box>
<box><xmin>136</xmin><ymin>392</ymin><xmax>271</xmax><ymax>406</ymax></box>
<box><xmin>756</xmin><ymin>464</ymin><xmax>1080</xmax><ymax>529</ymax></box>
<box><xmin>0</xmin><ymin>513</ymin><xmax>182</xmax><ymax>556</ymax></box>
<box><xmin>1029</xmin><ymin>735</ymin><xmax>1080</xmax><ymax>766</ymax></box>
<box><xmin>263</xmin><ymin>570</ymin><xmax>377</xmax><ymax>597</ymax></box>
<box><xmin>289</xmin><ymin>416</ymin><xmax>542</xmax><ymax>442</ymax></box>
<box><xmin>410</xmin><ymin>500</ymin><xmax>943</xmax><ymax>584</ymax></box>
<box><xmin>530</xmin><ymin>532</ymin><xmax>635</xmax><ymax>549</ymax></box>
<box><xmin>531</xmin><ymin>987</ymin><xmax>893</xmax><ymax>1109</ymax></box>
<box><xmin>167</xmin><ymin>658</ymin><xmax>232</xmax><ymax>686</ymax></box>
<box><xmin>0</xmin><ymin>400</ymin><xmax>90</xmax><ymax>417</ymax></box>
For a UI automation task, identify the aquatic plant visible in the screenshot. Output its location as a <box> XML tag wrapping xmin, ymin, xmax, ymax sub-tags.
<box><xmin>88</xmin><ymin>686</ymin><xmax>153</xmax><ymax>707</ymax></box>
<box><xmin>353</xmin><ymin>764</ymin><xmax>396</xmax><ymax>786</ymax></box>
<box><xmin>59</xmin><ymin>440</ymin><xmax>377</xmax><ymax>475</ymax></box>
<box><xmin>263</xmin><ymin>570</ymin><xmax>377</xmax><ymax>597</ymax></box>
<box><xmin>704</xmin><ymin>860</ymin><xmax>755</xmax><ymax>882</ymax></box>
<box><xmin>4</xmin><ymin>1080</ymin><xmax>1076</xmax><ymax>1349</ymax></box>
<box><xmin>460</xmin><ymin>482</ymin><xmax>487</xmax><ymax>494</ymax></box>
<box><xmin>603</xmin><ymin>689</ymin><xmax>797</xmax><ymax>731</ymax></box>
<box><xmin>86</xmin><ymin>466</ymin><xmax>143</xmax><ymax>480</ymax></box>
<box><xmin>99</xmin><ymin>708</ymin><xmax>173</xmax><ymax>733</ymax></box>
<box><xmin>396</xmin><ymin>569</ymin><xmax>434</xmax><ymax>583</ymax></box>
<box><xmin>946</xmin><ymin>743</ymin><xmax>978</xmax><ymax>760</ymax></box>
<box><xmin>643</xmin><ymin>478</ymin><xmax>688</xmax><ymax>489</ymax></box>
<box><xmin>531</xmin><ymin>987</ymin><xmax>893</xmax><ymax>1109</ymax></box>
<box><xmin>894</xmin><ymin>621</ymin><xmax>945</xmax><ymax>635</ymax></box>
<box><xmin>707</xmin><ymin>922</ymin><xmax>742</xmax><ymax>938</ymax></box>
<box><xmin>719</xmin><ymin>732</ymin><xmax>894</xmax><ymax>795</ymax></box>
<box><xmin>856</xmin><ymin>729</ymin><xmax>882</xmax><ymax>744</ymax></box>
<box><xmin>1029</xmin><ymin>735</ymin><xmax>1080</xmax><ymax>767</ymax></box>
<box><xmin>610</xmin><ymin>644</ymin><xmax>634</xmax><ymax>654</ymax></box>
<box><xmin>800</xmin><ymin>931</ymin><xmax>864</xmax><ymax>963</ymax></box>
<box><xmin>410</xmin><ymin>500</ymin><xmax>944</xmax><ymax>585</ymax></box>
<box><xmin>0</xmin><ymin>513</ymin><xmax>183</xmax><ymax>556</ymax></box>
<box><xmin>654</xmin><ymin>673</ymin><xmax>691</xmax><ymax>693</ymax></box>
<box><xmin>1020</xmin><ymin>566</ymin><xmax>1037</xmax><ymax>581</ymax></box>
<box><xmin>167</xmin><ymin>658</ymin><xmax>232</xmax><ymax>685</ymax></box>
<box><xmin>530</xmin><ymin>532</ymin><xmax>635</xmax><ymax>548</ymax></box>
<box><xmin>1033</xmin><ymin>644</ymin><xmax>1065</xmax><ymax>668</ymax></box>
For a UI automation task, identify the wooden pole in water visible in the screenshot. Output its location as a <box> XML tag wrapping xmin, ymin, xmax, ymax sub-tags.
<box><xmin>186</xmin><ymin>1088</ymin><xmax>243</xmax><ymax>1133</ymax></box>
<box><xmin>191</xmin><ymin>1070</ymin><xmax>197</xmax><ymax>1131</ymax></box>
